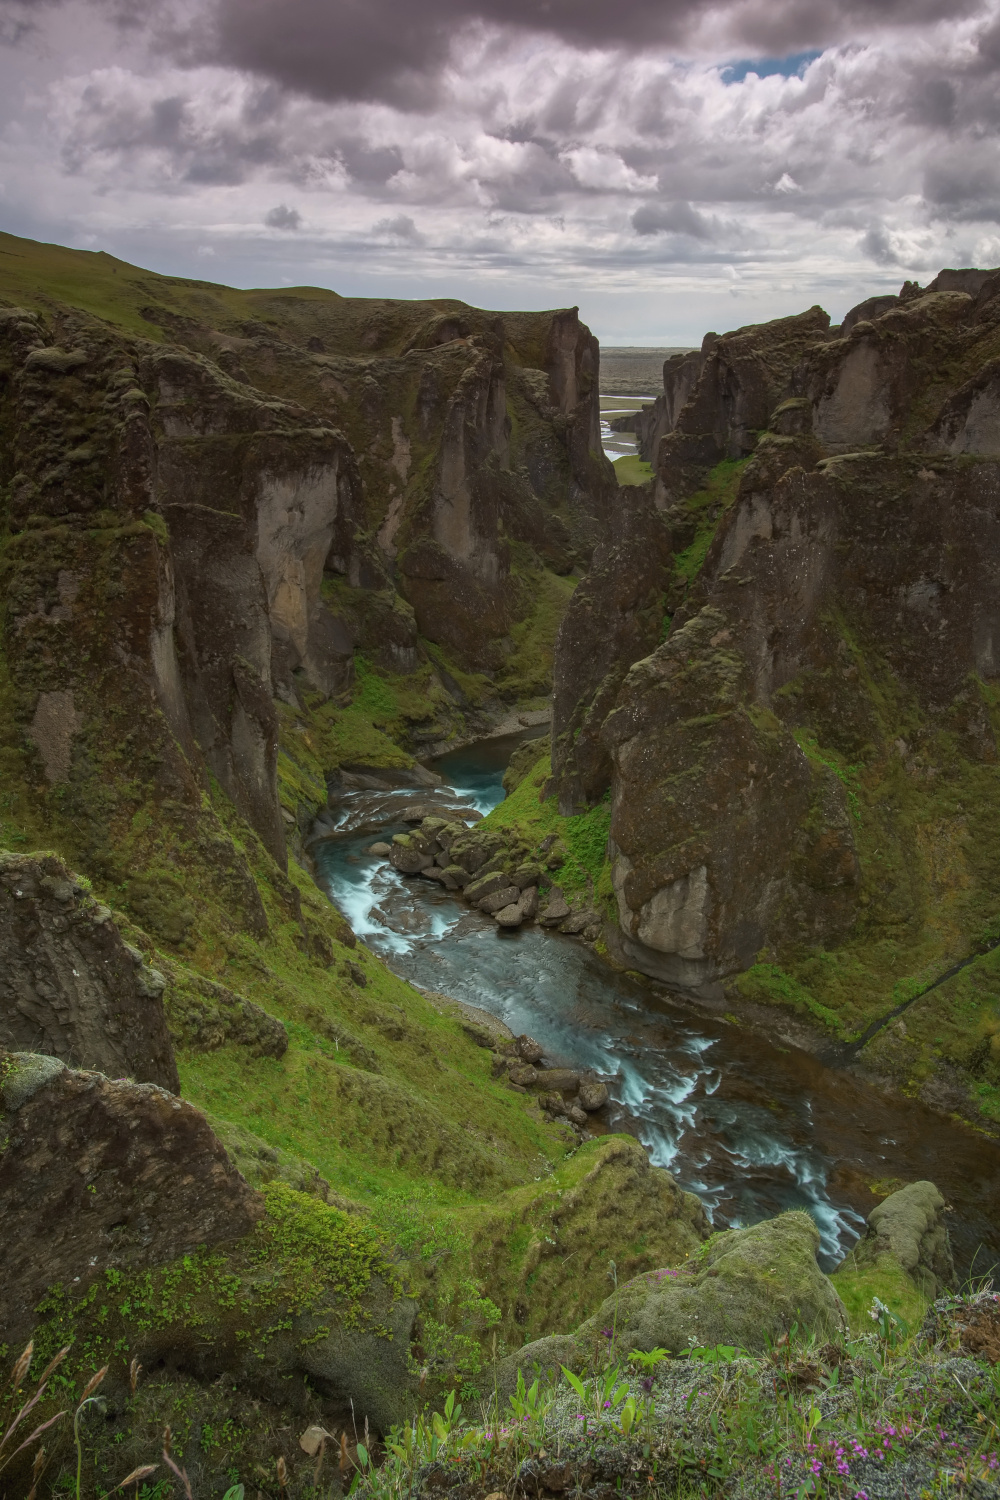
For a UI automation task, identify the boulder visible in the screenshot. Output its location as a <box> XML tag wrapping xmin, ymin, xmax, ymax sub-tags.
<box><xmin>577</xmin><ymin>1211</ymin><xmax>847</xmax><ymax>1357</ymax></box>
<box><xmin>439</xmin><ymin>864</ymin><xmax>469</xmax><ymax>887</ymax></box>
<box><xmin>578</xmin><ymin>1080</ymin><xmax>609</xmax><ymax>1111</ymax></box>
<box><xmin>369</xmin><ymin>842</ymin><xmax>392</xmax><ymax>856</ymax></box>
<box><xmin>512</xmin><ymin>862</ymin><xmax>545</xmax><ymax>890</ymax></box>
<box><xmin>0</xmin><ymin>1055</ymin><xmax>262</xmax><ymax>1346</ymax></box>
<box><xmin>479</xmin><ymin>885</ymin><xmax>521</xmax><ymax>914</ymax></box>
<box><xmin>389</xmin><ymin>838</ymin><xmax>434</xmax><ymax>874</ymax></box>
<box><xmin>518</xmin><ymin>885</ymin><xmax>540</xmax><ymax>920</ymax></box>
<box><xmin>538</xmin><ymin>1068</ymin><xmax>581</xmax><ymax>1094</ymax></box>
<box><xmin>495</xmin><ymin>903</ymin><xmax>525</xmax><ymax>928</ymax></box>
<box><xmin>539</xmin><ymin>891</ymin><xmax>571</xmax><ymax>926</ymax></box>
<box><xmin>465</xmin><ymin>870</ymin><xmax>514</xmax><ymax>903</ymax></box>
<box><xmin>0</xmin><ymin>852</ymin><xmax>179</xmax><ymax>1091</ymax></box>
<box><xmin>508</xmin><ymin>1064</ymin><xmax>539</xmax><ymax>1087</ymax></box>
<box><xmin>560</xmin><ymin>908</ymin><xmax>601</xmax><ymax>936</ymax></box>
<box><xmin>843</xmin><ymin>1181</ymin><xmax>955</xmax><ymax>1299</ymax></box>
<box><xmin>516</xmin><ymin>1035</ymin><xmax>544</xmax><ymax>1064</ymax></box>
<box><xmin>451</xmin><ymin>839</ymin><xmax>493</xmax><ymax>875</ymax></box>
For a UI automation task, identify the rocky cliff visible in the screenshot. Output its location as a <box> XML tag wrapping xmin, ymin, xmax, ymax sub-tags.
<box><xmin>546</xmin><ymin>268</ymin><xmax>1000</xmax><ymax>1126</ymax></box>
<box><xmin>0</xmin><ymin>231</ymin><xmax>613</xmax><ymax>911</ymax></box>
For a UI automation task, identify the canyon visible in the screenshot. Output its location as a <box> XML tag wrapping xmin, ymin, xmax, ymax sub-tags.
<box><xmin>1</xmin><ymin>231</ymin><xmax>999</xmax><ymax>1496</ymax></box>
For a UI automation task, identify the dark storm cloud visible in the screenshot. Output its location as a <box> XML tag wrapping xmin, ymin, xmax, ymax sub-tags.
<box><xmin>265</xmin><ymin>203</ymin><xmax>302</xmax><ymax>228</ymax></box>
<box><xmin>632</xmin><ymin>200</ymin><xmax>714</xmax><ymax>238</ymax></box>
<box><xmin>180</xmin><ymin>0</ymin><xmax>983</xmax><ymax>108</ymax></box>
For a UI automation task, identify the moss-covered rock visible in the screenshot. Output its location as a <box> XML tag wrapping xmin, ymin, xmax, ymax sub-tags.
<box><xmin>832</xmin><ymin>1179</ymin><xmax>955</xmax><ymax>1331</ymax></box>
<box><xmin>576</xmin><ymin>1211</ymin><xmax>846</xmax><ymax>1359</ymax></box>
<box><xmin>469</xmin><ymin>1136</ymin><xmax>709</xmax><ymax>1350</ymax></box>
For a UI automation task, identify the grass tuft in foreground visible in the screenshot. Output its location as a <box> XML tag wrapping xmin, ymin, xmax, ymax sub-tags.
<box><xmin>349</xmin><ymin>1290</ymin><xmax>1000</xmax><ymax>1500</ymax></box>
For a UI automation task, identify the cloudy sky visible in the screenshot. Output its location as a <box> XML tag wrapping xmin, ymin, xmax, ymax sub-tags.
<box><xmin>2</xmin><ymin>0</ymin><xmax>1000</xmax><ymax>342</ymax></box>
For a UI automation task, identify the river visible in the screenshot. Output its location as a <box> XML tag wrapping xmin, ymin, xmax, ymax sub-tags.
<box><xmin>313</xmin><ymin>733</ymin><xmax>1000</xmax><ymax>1280</ymax></box>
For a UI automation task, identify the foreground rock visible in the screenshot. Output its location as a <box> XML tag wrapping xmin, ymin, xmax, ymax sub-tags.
<box><xmin>0</xmin><ymin>1052</ymin><xmax>259</xmax><ymax>1345</ymax></box>
<box><xmin>0</xmin><ymin>852</ymin><xmax>179</xmax><ymax>1090</ymax></box>
<box><xmin>840</xmin><ymin>1179</ymin><xmax>955</xmax><ymax>1299</ymax></box>
<box><xmin>0</xmin><ymin>1052</ymin><xmax>418</xmax><ymax>1491</ymax></box>
<box><xmin>496</xmin><ymin>1210</ymin><xmax>845</xmax><ymax>1397</ymax></box>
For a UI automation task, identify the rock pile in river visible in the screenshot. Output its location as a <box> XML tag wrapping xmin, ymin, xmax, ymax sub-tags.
<box><xmin>493</xmin><ymin>1031</ymin><xmax>610</xmax><ymax>1132</ymax></box>
<box><xmin>389</xmin><ymin>815</ymin><xmax>544</xmax><ymax>928</ymax></box>
<box><xmin>387</xmin><ymin>813</ymin><xmax>604</xmax><ymax>935</ymax></box>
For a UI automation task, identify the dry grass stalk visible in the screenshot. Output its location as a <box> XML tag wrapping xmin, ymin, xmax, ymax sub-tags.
<box><xmin>110</xmin><ymin>1462</ymin><xmax>158</xmax><ymax>1493</ymax></box>
<box><xmin>8</xmin><ymin>1344</ymin><xmax>33</xmax><ymax>1393</ymax></box>
<box><xmin>162</xmin><ymin>1426</ymin><xmax>194</xmax><ymax>1500</ymax></box>
<box><xmin>0</xmin><ymin>1342</ymin><xmax>67</xmax><ymax>1480</ymax></box>
<box><xmin>25</xmin><ymin>1442</ymin><xmax>46</xmax><ymax>1500</ymax></box>
<box><xmin>78</xmin><ymin>1367</ymin><xmax>108</xmax><ymax>1404</ymax></box>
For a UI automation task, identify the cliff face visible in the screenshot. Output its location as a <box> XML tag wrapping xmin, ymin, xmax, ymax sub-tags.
<box><xmin>550</xmin><ymin>269</ymin><xmax>1000</xmax><ymax>1119</ymax></box>
<box><xmin>0</xmin><ymin>234</ymin><xmax>613</xmax><ymax>898</ymax></box>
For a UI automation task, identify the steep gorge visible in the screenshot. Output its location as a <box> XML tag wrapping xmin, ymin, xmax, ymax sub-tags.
<box><xmin>544</xmin><ymin>268</ymin><xmax>1000</xmax><ymax>1128</ymax></box>
<box><xmin>2</xmin><ymin>233</ymin><xmax>1000</xmax><ymax>1496</ymax></box>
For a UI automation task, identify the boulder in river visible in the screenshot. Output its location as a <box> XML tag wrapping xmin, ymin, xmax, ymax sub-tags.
<box><xmin>839</xmin><ymin>1180</ymin><xmax>955</xmax><ymax>1300</ymax></box>
<box><xmin>519</xmin><ymin>885</ymin><xmax>540</xmax><ymax>919</ymax></box>
<box><xmin>480</xmin><ymin>885</ymin><xmax>521</xmax><ymax>914</ymax></box>
<box><xmin>539</xmin><ymin>891</ymin><xmax>571</xmax><ymax>925</ymax></box>
<box><xmin>495</xmin><ymin>902</ymin><xmax>526</xmax><ymax>927</ymax></box>
<box><xmin>516</xmin><ymin>1035</ymin><xmax>544</xmax><ymax>1064</ymax></box>
<box><xmin>539</xmin><ymin>1068</ymin><xmax>581</xmax><ymax>1094</ymax></box>
<box><xmin>466</xmin><ymin>870</ymin><xmax>515</xmax><ymax>902</ymax></box>
<box><xmin>389</xmin><ymin>836</ymin><xmax>434</xmax><ymax>873</ymax></box>
<box><xmin>578</xmin><ymin>1080</ymin><xmax>609</xmax><ymax>1111</ymax></box>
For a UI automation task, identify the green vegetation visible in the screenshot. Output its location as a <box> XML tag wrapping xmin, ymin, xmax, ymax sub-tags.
<box><xmin>496</xmin><ymin>564</ymin><xmax>577</xmax><ymax>701</ymax></box>
<box><xmin>480</xmin><ymin>750</ymin><xmax>612</xmax><ymax>901</ymax></box>
<box><xmin>353</xmin><ymin>1295</ymin><xmax>1000</xmax><ymax>1500</ymax></box>
<box><xmin>612</xmin><ymin>455</ymin><xmax>654</xmax><ymax>487</ymax></box>
<box><xmin>671</xmin><ymin>458</ymin><xmax>748</xmax><ymax>593</ymax></box>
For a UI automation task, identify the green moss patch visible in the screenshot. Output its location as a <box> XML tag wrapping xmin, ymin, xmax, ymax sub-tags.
<box><xmin>612</xmin><ymin>455</ymin><xmax>654</xmax><ymax>487</ymax></box>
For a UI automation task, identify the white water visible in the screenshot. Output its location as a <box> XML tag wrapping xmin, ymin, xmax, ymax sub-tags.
<box><xmin>313</xmin><ymin>737</ymin><xmax>867</xmax><ymax>1268</ymax></box>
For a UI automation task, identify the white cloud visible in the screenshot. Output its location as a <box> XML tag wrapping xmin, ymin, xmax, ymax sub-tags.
<box><xmin>0</xmin><ymin>0</ymin><xmax>998</xmax><ymax>341</ymax></box>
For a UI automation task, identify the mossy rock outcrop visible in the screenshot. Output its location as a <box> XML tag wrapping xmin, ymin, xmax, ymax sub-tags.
<box><xmin>496</xmin><ymin>1210</ymin><xmax>846</xmax><ymax>1397</ymax></box>
<box><xmin>579</xmin><ymin>1210</ymin><xmax>846</xmax><ymax>1358</ymax></box>
<box><xmin>831</xmin><ymin>1179</ymin><xmax>955</xmax><ymax>1331</ymax></box>
<box><xmin>470</xmin><ymin>1135</ymin><xmax>709</xmax><ymax>1348</ymax></box>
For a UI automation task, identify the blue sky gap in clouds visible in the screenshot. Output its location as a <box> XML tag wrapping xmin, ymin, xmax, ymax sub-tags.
<box><xmin>720</xmin><ymin>50</ymin><xmax>823</xmax><ymax>83</ymax></box>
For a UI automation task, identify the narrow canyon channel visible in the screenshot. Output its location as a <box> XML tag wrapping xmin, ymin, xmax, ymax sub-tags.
<box><xmin>313</xmin><ymin>732</ymin><xmax>1000</xmax><ymax>1281</ymax></box>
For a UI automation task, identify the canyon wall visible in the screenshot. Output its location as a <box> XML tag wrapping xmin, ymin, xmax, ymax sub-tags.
<box><xmin>0</xmin><ymin>237</ymin><xmax>614</xmax><ymax>906</ymax></box>
<box><xmin>549</xmin><ymin>269</ymin><xmax>1000</xmax><ymax>1113</ymax></box>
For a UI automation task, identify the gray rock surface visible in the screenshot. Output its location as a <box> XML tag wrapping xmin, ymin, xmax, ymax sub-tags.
<box><xmin>0</xmin><ymin>1058</ymin><xmax>261</xmax><ymax>1345</ymax></box>
<box><xmin>0</xmin><ymin>852</ymin><xmax>179</xmax><ymax>1091</ymax></box>
<box><xmin>578</xmin><ymin>1080</ymin><xmax>609</xmax><ymax>1111</ymax></box>
<box><xmin>479</xmin><ymin>885</ymin><xmax>521</xmax><ymax>914</ymax></box>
